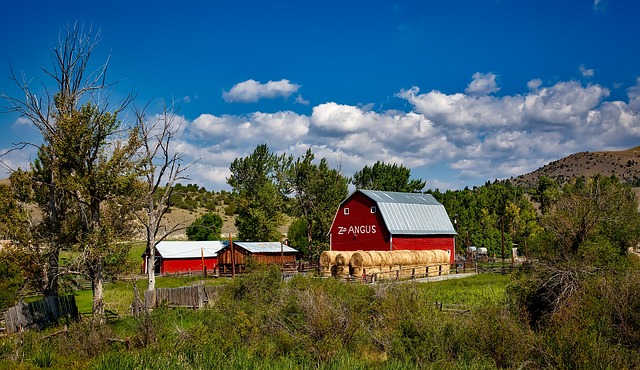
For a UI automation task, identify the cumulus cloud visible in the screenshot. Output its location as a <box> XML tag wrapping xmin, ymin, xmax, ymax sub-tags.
<box><xmin>222</xmin><ymin>79</ymin><xmax>301</xmax><ymax>103</ymax></box>
<box><xmin>465</xmin><ymin>72</ymin><xmax>500</xmax><ymax>96</ymax></box>
<box><xmin>176</xmin><ymin>72</ymin><xmax>640</xmax><ymax>191</ymax></box>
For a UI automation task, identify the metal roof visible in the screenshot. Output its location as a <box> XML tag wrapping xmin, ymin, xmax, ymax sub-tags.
<box><xmin>357</xmin><ymin>190</ymin><xmax>456</xmax><ymax>235</ymax></box>
<box><xmin>232</xmin><ymin>241</ymin><xmax>298</xmax><ymax>254</ymax></box>
<box><xmin>155</xmin><ymin>241</ymin><xmax>227</xmax><ymax>259</ymax></box>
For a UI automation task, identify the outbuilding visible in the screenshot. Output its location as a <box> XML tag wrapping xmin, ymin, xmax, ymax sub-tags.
<box><xmin>329</xmin><ymin>190</ymin><xmax>457</xmax><ymax>264</ymax></box>
<box><xmin>142</xmin><ymin>240</ymin><xmax>227</xmax><ymax>274</ymax></box>
<box><xmin>217</xmin><ymin>241</ymin><xmax>298</xmax><ymax>273</ymax></box>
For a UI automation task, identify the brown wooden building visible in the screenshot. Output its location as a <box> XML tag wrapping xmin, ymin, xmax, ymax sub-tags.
<box><xmin>217</xmin><ymin>241</ymin><xmax>298</xmax><ymax>274</ymax></box>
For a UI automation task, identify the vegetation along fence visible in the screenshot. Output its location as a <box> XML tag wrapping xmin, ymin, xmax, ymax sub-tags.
<box><xmin>3</xmin><ymin>295</ymin><xmax>78</xmax><ymax>334</ymax></box>
<box><xmin>144</xmin><ymin>284</ymin><xmax>224</xmax><ymax>309</ymax></box>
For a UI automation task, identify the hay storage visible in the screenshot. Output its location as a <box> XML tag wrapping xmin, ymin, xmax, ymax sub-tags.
<box><xmin>335</xmin><ymin>251</ymin><xmax>356</xmax><ymax>267</ymax></box>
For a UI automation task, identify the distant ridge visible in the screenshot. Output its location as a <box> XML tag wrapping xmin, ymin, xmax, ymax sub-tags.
<box><xmin>512</xmin><ymin>146</ymin><xmax>640</xmax><ymax>187</ymax></box>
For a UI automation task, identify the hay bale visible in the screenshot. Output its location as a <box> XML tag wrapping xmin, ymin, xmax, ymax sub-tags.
<box><xmin>351</xmin><ymin>267</ymin><xmax>363</xmax><ymax>276</ymax></box>
<box><xmin>395</xmin><ymin>251</ymin><xmax>414</xmax><ymax>266</ymax></box>
<box><xmin>433</xmin><ymin>250</ymin><xmax>450</xmax><ymax>264</ymax></box>
<box><xmin>369</xmin><ymin>251</ymin><xmax>383</xmax><ymax>266</ymax></box>
<box><xmin>335</xmin><ymin>252</ymin><xmax>355</xmax><ymax>266</ymax></box>
<box><xmin>389</xmin><ymin>251</ymin><xmax>403</xmax><ymax>265</ymax></box>
<box><xmin>409</xmin><ymin>251</ymin><xmax>422</xmax><ymax>265</ymax></box>
<box><xmin>351</xmin><ymin>251</ymin><xmax>373</xmax><ymax>267</ymax></box>
<box><xmin>423</xmin><ymin>250</ymin><xmax>436</xmax><ymax>265</ymax></box>
<box><xmin>335</xmin><ymin>265</ymin><xmax>350</xmax><ymax>277</ymax></box>
<box><xmin>379</xmin><ymin>251</ymin><xmax>393</xmax><ymax>266</ymax></box>
<box><xmin>320</xmin><ymin>251</ymin><xmax>340</xmax><ymax>268</ymax></box>
<box><xmin>363</xmin><ymin>266</ymin><xmax>382</xmax><ymax>275</ymax></box>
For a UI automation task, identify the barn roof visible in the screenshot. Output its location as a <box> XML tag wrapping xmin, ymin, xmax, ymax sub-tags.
<box><xmin>155</xmin><ymin>241</ymin><xmax>227</xmax><ymax>259</ymax></box>
<box><xmin>354</xmin><ymin>190</ymin><xmax>456</xmax><ymax>235</ymax></box>
<box><xmin>232</xmin><ymin>241</ymin><xmax>298</xmax><ymax>254</ymax></box>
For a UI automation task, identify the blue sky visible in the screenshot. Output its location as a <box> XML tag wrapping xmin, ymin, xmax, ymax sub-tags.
<box><xmin>1</xmin><ymin>0</ymin><xmax>639</xmax><ymax>191</ymax></box>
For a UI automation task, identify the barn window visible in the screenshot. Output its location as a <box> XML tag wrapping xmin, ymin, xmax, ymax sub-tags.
<box><xmin>344</xmin><ymin>208</ymin><xmax>350</xmax><ymax>215</ymax></box>
<box><xmin>371</xmin><ymin>206</ymin><xmax>377</xmax><ymax>213</ymax></box>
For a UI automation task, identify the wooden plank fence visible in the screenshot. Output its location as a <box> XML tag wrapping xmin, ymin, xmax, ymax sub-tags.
<box><xmin>144</xmin><ymin>285</ymin><xmax>224</xmax><ymax>309</ymax></box>
<box><xmin>3</xmin><ymin>295</ymin><xmax>78</xmax><ymax>334</ymax></box>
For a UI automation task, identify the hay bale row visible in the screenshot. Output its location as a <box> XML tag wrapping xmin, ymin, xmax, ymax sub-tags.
<box><xmin>350</xmin><ymin>250</ymin><xmax>449</xmax><ymax>268</ymax></box>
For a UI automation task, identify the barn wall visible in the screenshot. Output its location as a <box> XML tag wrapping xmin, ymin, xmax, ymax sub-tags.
<box><xmin>217</xmin><ymin>247</ymin><xmax>249</xmax><ymax>265</ymax></box>
<box><xmin>217</xmin><ymin>247</ymin><xmax>296</xmax><ymax>265</ymax></box>
<box><xmin>392</xmin><ymin>236</ymin><xmax>455</xmax><ymax>264</ymax></box>
<box><xmin>160</xmin><ymin>257</ymin><xmax>217</xmax><ymax>274</ymax></box>
<box><xmin>330</xmin><ymin>192</ymin><xmax>391</xmax><ymax>251</ymax></box>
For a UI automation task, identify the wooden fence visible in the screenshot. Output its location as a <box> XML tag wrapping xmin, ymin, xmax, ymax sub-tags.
<box><xmin>3</xmin><ymin>295</ymin><xmax>78</xmax><ymax>334</ymax></box>
<box><xmin>144</xmin><ymin>285</ymin><xmax>224</xmax><ymax>309</ymax></box>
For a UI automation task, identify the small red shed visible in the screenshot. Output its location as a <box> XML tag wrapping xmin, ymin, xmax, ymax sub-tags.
<box><xmin>329</xmin><ymin>190</ymin><xmax>457</xmax><ymax>264</ymax></box>
<box><xmin>143</xmin><ymin>241</ymin><xmax>227</xmax><ymax>274</ymax></box>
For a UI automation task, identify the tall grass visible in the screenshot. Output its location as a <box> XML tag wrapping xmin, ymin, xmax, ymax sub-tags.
<box><xmin>4</xmin><ymin>268</ymin><xmax>640</xmax><ymax>369</ymax></box>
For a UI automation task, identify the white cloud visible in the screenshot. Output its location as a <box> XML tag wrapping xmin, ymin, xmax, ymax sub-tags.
<box><xmin>175</xmin><ymin>72</ymin><xmax>640</xmax><ymax>191</ymax></box>
<box><xmin>465</xmin><ymin>72</ymin><xmax>500</xmax><ymax>96</ymax></box>
<box><xmin>295</xmin><ymin>94</ymin><xmax>310</xmax><ymax>105</ymax></box>
<box><xmin>579</xmin><ymin>64</ymin><xmax>594</xmax><ymax>77</ymax></box>
<box><xmin>222</xmin><ymin>79</ymin><xmax>301</xmax><ymax>103</ymax></box>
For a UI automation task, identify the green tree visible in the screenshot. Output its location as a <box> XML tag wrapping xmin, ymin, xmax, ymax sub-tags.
<box><xmin>287</xmin><ymin>149</ymin><xmax>348</xmax><ymax>259</ymax></box>
<box><xmin>351</xmin><ymin>161</ymin><xmax>425</xmax><ymax>192</ymax></box>
<box><xmin>227</xmin><ymin>144</ymin><xmax>286</xmax><ymax>241</ymax></box>
<box><xmin>530</xmin><ymin>176</ymin><xmax>559</xmax><ymax>215</ymax></box>
<box><xmin>0</xmin><ymin>247</ymin><xmax>24</xmax><ymax>310</ymax></box>
<box><xmin>2</xmin><ymin>24</ymin><xmax>140</xmax><ymax>322</ymax></box>
<box><xmin>541</xmin><ymin>175</ymin><xmax>640</xmax><ymax>257</ymax></box>
<box><xmin>187</xmin><ymin>212</ymin><xmax>223</xmax><ymax>241</ymax></box>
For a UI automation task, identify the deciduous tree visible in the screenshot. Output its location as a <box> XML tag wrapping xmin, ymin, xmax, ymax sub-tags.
<box><xmin>134</xmin><ymin>102</ymin><xmax>191</xmax><ymax>291</ymax></box>
<box><xmin>351</xmin><ymin>161</ymin><xmax>425</xmax><ymax>192</ymax></box>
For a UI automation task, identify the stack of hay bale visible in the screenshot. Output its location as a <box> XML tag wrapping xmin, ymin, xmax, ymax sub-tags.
<box><xmin>319</xmin><ymin>249</ymin><xmax>450</xmax><ymax>279</ymax></box>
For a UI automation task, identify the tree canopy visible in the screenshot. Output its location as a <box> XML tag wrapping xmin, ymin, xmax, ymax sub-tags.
<box><xmin>351</xmin><ymin>161</ymin><xmax>425</xmax><ymax>192</ymax></box>
<box><xmin>187</xmin><ymin>212</ymin><xmax>223</xmax><ymax>241</ymax></box>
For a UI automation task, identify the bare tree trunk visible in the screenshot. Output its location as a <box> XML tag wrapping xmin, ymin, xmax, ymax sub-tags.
<box><xmin>89</xmin><ymin>261</ymin><xmax>105</xmax><ymax>323</ymax></box>
<box><xmin>45</xmin><ymin>248</ymin><xmax>59</xmax><ymax>296</ymax></box>
<box><xmin>146</xmin><ymin>213</ymin><xmax>157</xmax><ymax>291</ymax></box>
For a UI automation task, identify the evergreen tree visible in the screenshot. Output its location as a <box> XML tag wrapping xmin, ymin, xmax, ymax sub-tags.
<box><xmin>287</xmin><ymin>149</ymin><xmax>348</xmax><ymax>259</ymax></box>
<box><xmin>227</xmin><ymin>144</ymin><xmax>286</xmax><ymax>241</ymax></box>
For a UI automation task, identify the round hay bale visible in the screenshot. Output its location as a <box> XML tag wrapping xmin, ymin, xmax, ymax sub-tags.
<box><xmin>351</xmin><ymin>252</ymin><xmax>365</xmax><ymax>267</ymax></box>
<box><xmin>423</xmin><ymin>250</ymin><xmax>436</xmax><ymax>265</ymax></box>
<box><xmin>369</xmin><ymin>251</ymin><xmax>383</xmax><ymax>266</ymax></box>
<box><xmin>433</xmin><ymin>250</ymin><xmax>450</xmax><ymax>264</ymax></box>
<box><xmin>351</xmin><ymin>251</ymin><xmax>371</xmax><ymax>267</ymax></box>
<box><xmin>394</xmin><ymin>251</ymin><xmax>413</xmax><ymax>266</ymax></box>
<box><xmin>336</xmin><ymin>265</ymin><xmax>350</xmax><ymax>276</ymax></box>
<box><xmin>335</xmin><ymin>252</ymin><xmax>355</xmax><ymax>266</ymax></box>
<box><xmin>389</xmin><ymin>251</ymin><xmax>406</xmax><ymax>265</ymax></box>
<box><xmin>320</xmin><ymin>251</ymin><xmax>340</xmax><ymax>267</ymax></box>
<box><xmin>379</xmin><ymin>251</ymin><xmax>393</xmax><ymax>266</ymax></box>
<box><xmin>409</xmin><ymin>251</ymin><xmax>422</xmax><ymax>265</ymax></box>
<box><xmin>351</xmin><ymin>266</ymin><xmax>363</xmax><ymax>276</ymax></box>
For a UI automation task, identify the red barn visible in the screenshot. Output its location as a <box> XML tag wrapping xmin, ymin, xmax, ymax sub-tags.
<box><xmin>329</xmin><ymin>190</ymin><xmax>457</xmax><ymax>264</ymax></box>
<box><xmin>142</xmin><ymin>241</ymin><xmax>226</xmax><ymax>274</ymax></box>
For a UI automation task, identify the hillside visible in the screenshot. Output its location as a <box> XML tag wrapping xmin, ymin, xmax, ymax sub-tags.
<box><xmin>512</xmin><ymin>146</ymin><xmax>640</xmax><ymax>188</ymax></box>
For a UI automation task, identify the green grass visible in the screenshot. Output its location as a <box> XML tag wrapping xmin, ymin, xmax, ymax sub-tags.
<box><xmin>426</xmin><ymin>273</ymin><xmax>510</xmax><ymax>305</ymax></box>
<box><xmin>75</xmin><ymin>275</ymin><xmax>229</xmax><ymax>315</ymax></box>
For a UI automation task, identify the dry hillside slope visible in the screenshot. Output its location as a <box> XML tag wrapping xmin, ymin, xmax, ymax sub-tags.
<box><xmin>513</xmin><ymin>146</ymin><xmax>640</xmax><ymax>187</ymax></box>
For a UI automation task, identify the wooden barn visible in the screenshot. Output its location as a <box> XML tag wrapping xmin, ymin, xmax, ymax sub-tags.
<box><xmin>217</xmin><ymin>241</ymin><xmax>298</xmax><ymax>273</ymax></box>
<box><xmin>142</xmin><ymin>241</ymin><xmax>227</xmax><ymax>274</ymax></box>
<box><xmin>329</xmin><ymin>190</ymin><xmax>457</xmax><ymax>264</ymax></box>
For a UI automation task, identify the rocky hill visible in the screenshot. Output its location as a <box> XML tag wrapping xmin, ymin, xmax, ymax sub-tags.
<box><xmin>512</xmin><ymin>146</ymin><xmax>640</xmax><ymax>188</ymax></box>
